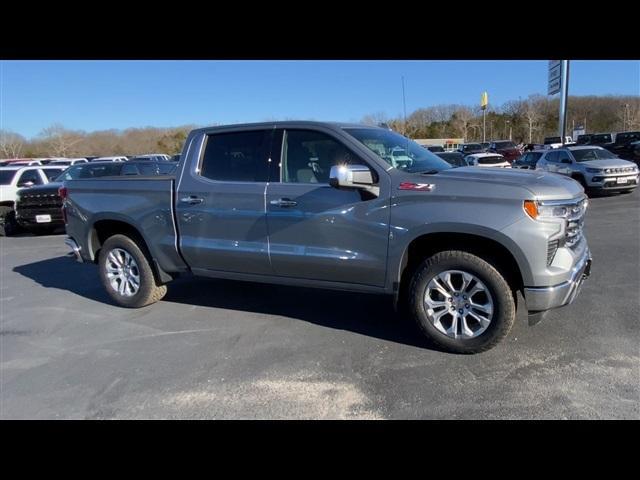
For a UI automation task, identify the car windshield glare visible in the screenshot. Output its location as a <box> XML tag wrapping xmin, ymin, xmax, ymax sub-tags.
<box><xmin>345</xmin><ymin>128</ymin><xmax>452</xmax><ymax>173</ymax></box>
<box><xmin>571</xmin><ymin>148</ymin><xmax>618</xmax><ymax>162</ymax></box>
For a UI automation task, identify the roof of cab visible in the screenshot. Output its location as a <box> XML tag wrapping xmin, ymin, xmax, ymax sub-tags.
<box><xmin>191</xmin><ymin>121</ymin><xmax>382</xmax><ymax>134</ymax></box>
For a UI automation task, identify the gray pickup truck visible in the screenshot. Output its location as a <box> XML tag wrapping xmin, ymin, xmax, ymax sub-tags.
<box><xmin>63</xmin><ymin>122</ymin><xmax>592</xmax><ymax>353</ymax></box>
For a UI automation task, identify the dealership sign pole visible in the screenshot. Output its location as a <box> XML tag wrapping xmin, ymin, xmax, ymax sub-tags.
<box><xmin>481</xmin><ymin>91</ymin><xmax>488</xmax><ymax>142</ymax></box>
<box><xmin>549</xmin><ymin>60</ymin><xmax>570</xmax><ymax>144</ymax></box>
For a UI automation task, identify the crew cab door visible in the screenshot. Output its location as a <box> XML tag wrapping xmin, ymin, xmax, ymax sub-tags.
<box><xmin>175</xmin><ymin>128</ymin><xmax>274</xmax><ymax>275</ymax></box>
<box><xmin>265</xmin><ymin>128</ymin><xmax>390</xmax><ymax>287</ymax></box>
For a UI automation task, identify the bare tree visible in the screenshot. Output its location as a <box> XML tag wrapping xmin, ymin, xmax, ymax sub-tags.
<box><xmin>39</xmin><ymin>124</ymin><xmax>85</xmax><ymax>157</ymax></box>
<box><xmin>360</xmin><ymin>112</ymin><xmax>390</xmax><ymax>127</ymax></box>
<box><xmin>521</xmin><ymin>95</ymin><xmax>545</xmax><ymax>143</ymax></box>
<box><xmin>450</xmin><ymin>107</ymin><xmax>475</xmax><ymax>140</ymax></box>
<box><xmin>0</xmin><ymin>130</ymin><xmax>26</xmax><ymax>158</ymax></box>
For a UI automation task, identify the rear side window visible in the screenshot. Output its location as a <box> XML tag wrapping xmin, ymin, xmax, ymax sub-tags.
<box><xmin>121</xmin><ymin>164</ymin><xmax>141</xmax><ymax>175</ymax></box>
<box><xmin>200</xmin><ymin>130</ymin><xmax>270</xmax><ymax>182</ymax></box>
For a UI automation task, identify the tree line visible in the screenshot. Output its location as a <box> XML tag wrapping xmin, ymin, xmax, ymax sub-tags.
<box><xmin>1</xmin><ymin>95</ymin><xmax>639</xmax><ymax>159</ymax></box>
<box><xmin>0</xmin><ymin>124</ymin><xmax>197</xmax><ymax>159</ymax></box>
<box><xmin>361</xmin><ymin>95</ymin><xmax>640</xmax><ymax>144</ymax></box>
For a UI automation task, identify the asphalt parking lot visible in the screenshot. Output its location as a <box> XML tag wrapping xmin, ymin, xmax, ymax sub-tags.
<box><xmin>1</xmin><ymin>189</ymin><xmax>638</xmax><ymax>419</ymax></box>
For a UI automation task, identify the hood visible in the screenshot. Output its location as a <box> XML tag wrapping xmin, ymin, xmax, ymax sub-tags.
<box><xmin>403</xmin><ymin>167</ymin><xmax>584</xmax><ymax>200</ymax></box>
<box><xmin>579</xmin><ymin>159</ymin><xmax>637</xmax><ymax>169</ymax></box>
<box><xmin>18</xmin><ymin>182</ymin><xmax>63</xmax><ymax>196</ymax></box>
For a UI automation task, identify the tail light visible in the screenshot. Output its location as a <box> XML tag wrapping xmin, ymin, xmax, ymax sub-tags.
<box><xmin>59</xmin><ymin>186</ymin><xmax>68</xmax><ymax>224</ymax></box>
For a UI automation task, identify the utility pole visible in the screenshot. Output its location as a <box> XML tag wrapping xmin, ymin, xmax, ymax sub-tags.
<box><xmin>558</xmin><ymin>60</ymin><xmax>570</xmax><ymax>144</ymax></box>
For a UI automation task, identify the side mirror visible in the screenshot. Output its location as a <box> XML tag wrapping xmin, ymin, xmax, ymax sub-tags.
<box><xmin>17</xmin><ymin>181</ymin><xmax>35</xmax><ymax>188</ymax></box>
<box><xmin>329</xmin><ymin>164</ymin><xmax>374</xmax><ymax>189</ymax></box>
<box><xmin>561</xmin><ymin>158</ymin><xmax>572</xmax><ymax>164</ymax></box>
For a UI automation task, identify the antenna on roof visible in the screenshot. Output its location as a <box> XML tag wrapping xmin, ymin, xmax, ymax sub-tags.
<box><xmin>401</xmin><ymin>76</ymin><xmax>408</xmax><ymax>135</ymax></box>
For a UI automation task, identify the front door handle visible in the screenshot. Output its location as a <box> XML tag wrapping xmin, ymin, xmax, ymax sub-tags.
<box><xmin>270</xmin><ymin>198</ymin><xmax>297</xmax><ymax>208</ymax></box>
<box><xmin>180</xmin><ymin>195</ymin><xmax>204</xmax><ymax>205</ymax></box>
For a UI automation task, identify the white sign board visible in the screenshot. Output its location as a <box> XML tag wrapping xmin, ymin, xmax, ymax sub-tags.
<box><xmin>548</xmin><ymin>60</ymin><xmax>562</xmax><ymax>95</ymax></box>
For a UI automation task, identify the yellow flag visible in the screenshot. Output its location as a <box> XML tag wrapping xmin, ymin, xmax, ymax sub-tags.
<box><xmin>481</xmin><ymin>91</ymin><xmax>489</xmax><ymax>110</ymax></box>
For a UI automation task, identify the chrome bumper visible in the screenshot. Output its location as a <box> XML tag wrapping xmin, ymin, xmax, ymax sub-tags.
<box><xmin>64</xmin><ymin>237</ymin><xmax>84</xmax><ymax>263</ymax></box>
<box><xmin>524</xmin><ymin>250</ymin><xmax>592</xmax><ymax>312</ymax></box>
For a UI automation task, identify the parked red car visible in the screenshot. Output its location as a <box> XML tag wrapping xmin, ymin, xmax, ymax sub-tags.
<box><xmin>488</xmin><ymin>140</ymin><xmax>521</xmax><ymax>163</ymax></box>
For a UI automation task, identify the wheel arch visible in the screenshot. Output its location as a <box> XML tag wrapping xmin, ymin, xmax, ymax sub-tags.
<box><xmin>89</xmin><ymin>218</ymin><xmax>173</xmax><ymax>284</ymax></box>
<box><xmin>393</xmin><ymin>228</ymin><xmax>531</xmax><ymax>308</ymax></box>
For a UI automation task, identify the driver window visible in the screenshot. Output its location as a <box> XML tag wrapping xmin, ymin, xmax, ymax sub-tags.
<box><xmin>282</xmin><ymin>130</ymin><xmax>361</xmax><ymax>184</ymax></box>
<box><xmin>557</xmin><ymin>151</ymin><xmax>572</xmax><ymax>162</ymax></box>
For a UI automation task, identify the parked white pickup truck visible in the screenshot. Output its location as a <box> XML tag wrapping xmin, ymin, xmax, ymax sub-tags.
<box><xmin>0</xmin><ymin>165</ymin><xmax>66</xmax><ymax>235</ymax></box>
<box><xmin>544</xmin><ymin>136</ymin><xmax>575</xmax><ymax>149</ymax></box>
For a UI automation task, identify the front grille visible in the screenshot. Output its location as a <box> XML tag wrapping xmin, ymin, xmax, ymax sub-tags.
<box><xmin>18</xmin><ymin>192</ymin><xmax>62</xmax><ymax>208</ymax></box>
<box><xmin>547</xmin><ymin>239</ymin><xmax>559</xmax><ymax>265</ymax></box>
<box><xmin>605</xmin><ymin>166</ymin><xmax>636</xmax><ymax>174</ymax></box>
<box><xmin>565</xmin><ymin>197</ymin><xmax>588</xmax><ymax>249</ymax></box>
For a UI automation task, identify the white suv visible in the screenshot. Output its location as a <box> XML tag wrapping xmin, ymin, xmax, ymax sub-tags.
<box><xmin>465</xmin><ymin>153</ymin><xmax>511</xmax><ymax>168</ymax></box>
<box><xmin>0</xmin><ymin>165</ymin><xmax>66</xmax><ymax>235</ymax></box>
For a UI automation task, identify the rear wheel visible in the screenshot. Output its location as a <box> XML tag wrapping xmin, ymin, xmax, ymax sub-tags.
<box><xmin>98</xmin><ymin>234</ymin><xmax>167</xmax><ymax>308</ymax></box>
<box><xmin>408</xmin><ymin>250</ymin><xmax>516</xmax><ymax>354</ymax></box>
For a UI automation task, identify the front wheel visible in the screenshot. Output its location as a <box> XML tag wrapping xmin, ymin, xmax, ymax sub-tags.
<box><xmin>0</xmin><ymin>207</ymin><xmax>19</xmax><ymax>237</ymax></box>
<box><xmin>408</xmin><ymin>250</ymin><xmax>516</xmax><ymax>354</ymax></box>
<box><xmin>98</xmin><ymin>234</ymin><xmax>167</xmax><ymax>308</ymax></box>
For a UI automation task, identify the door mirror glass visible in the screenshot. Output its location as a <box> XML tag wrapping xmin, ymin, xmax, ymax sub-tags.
<box><xmin>561</xmin><ymin>158</ymin><xmax>572</xmax><ymax>164</ymax></box>
<box><xmin>329</xmin><ymin>164</ymin><xmax>374</xmax><ymax>189</ymax></box>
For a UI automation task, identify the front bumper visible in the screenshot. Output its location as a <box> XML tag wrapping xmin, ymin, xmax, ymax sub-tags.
<box><xmin>524</xmin><ymin>249</ymin><xmax>592</xmax><ymax>312</ymax></box>
<box><xmin>587</xmin><ymin>173</ymin><xmax>638</xmax><ymax>190</ymax></box>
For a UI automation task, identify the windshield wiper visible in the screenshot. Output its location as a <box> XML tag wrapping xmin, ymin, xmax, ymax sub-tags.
<box><xmin>418</xmin><ymin>169</ymin><xmax>440</xmax><ymax>175</ymax></box>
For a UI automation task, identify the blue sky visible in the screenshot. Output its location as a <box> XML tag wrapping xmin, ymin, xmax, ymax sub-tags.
<box><xmin>1</xmin><ymin>60</ymin><xmax>638</xmax><ymax>138</ymax></box>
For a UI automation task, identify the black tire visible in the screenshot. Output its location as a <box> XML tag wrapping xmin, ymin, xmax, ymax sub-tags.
<box><xmin>0</xmin><ymin>206</ymin><xmax>19</xmax><ymax>237</ymax></box>
<box><xmin>98</xmin><ymin>234</ymin><xmax>167</xmax><ymax>308</ymax></box>
<box><xmin>408</xmin><ymin>250</ymin><xmax>516</xmax><ymax>354</ymax></box>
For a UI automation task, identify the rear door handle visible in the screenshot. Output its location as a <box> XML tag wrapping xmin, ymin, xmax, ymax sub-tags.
<box><xmin>270</xmin><ymin>198</ymin><xmax>297</xmax><ymax>208</ymax></box>
<box><xmin>180</xmin><ymin>195</ymin><xmax>204</xmax><ymax>205</ymax></box>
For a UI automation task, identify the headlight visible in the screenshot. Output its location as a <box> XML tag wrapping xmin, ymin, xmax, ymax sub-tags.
<box><xmin>524</xmin><ymin>200</ymin><xmax>570</xmax><ymax>220</ymax></box>
<box><xmin>585</xmin><ymin>167</ymin><xmax>602</xmax><ymax>173</ymax></box>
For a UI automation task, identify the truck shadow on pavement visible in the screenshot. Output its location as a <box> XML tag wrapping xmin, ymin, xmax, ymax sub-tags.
<box><xmin>13</xmin><ymin>256</ymin><xmax>444</xmax><ymax>351</ymax></box>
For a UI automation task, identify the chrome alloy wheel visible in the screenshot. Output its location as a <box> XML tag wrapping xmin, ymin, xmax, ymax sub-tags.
<box><xmin>105</xmin><ymin>248</ymin><xmax>141</xmax><ymax>297</ymax></box>
<box><xmin>424</xmin><ymin>270</ymin><xmax>494</xmax><ymax>339</ymax></box>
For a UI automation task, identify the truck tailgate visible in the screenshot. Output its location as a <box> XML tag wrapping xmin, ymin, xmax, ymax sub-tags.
<box><xmin>65</xmin><ymin>176</ymin><xmax>187</xmax><ymax>273</ymax></box>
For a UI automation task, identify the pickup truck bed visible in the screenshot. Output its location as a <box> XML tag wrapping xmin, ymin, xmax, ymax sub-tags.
<box><xmin>65</xmin><ymin>176</ymin><xmax>188</xmax><ymax>276</ymax></box>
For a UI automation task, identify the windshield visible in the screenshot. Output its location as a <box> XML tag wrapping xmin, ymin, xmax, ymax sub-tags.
<box><xmin>494</xmin><ymin>141</ymin><xmax>516</xmax><ymax>149</ymax></box>
<box><xmin>55</xmin><ymin>163</ymin><xmax>123</xmax><ymax>181</ymax></box>
<box><xmin>478</xmin><ymin>156</ymin><xmax>506</xmax><ymax>165</ymax></box>
<box><xmin>571</xmin><ymin>148</ymin><xmax>618</xmax><ymax>162</ymax></box>
<box><xmin>345</xmin><ymin>128</ymin><xmax>452</xmax><ymax>173</ymax></box>
<box><xmin>0</xmin><ymin>170</ymin><xmax>18</xmax><ymax>185</ymax></box>
<box><xmin>591</xmin><ymin>134</ymin><xmax>612</xmax><ymax>143</ymax></box>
